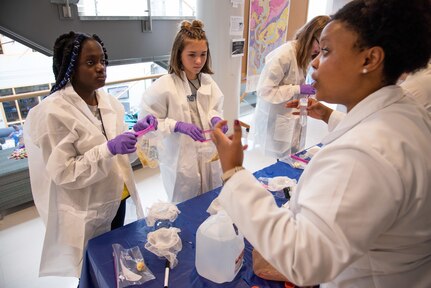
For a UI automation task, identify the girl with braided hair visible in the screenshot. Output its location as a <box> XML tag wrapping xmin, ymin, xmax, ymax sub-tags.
<box><xmin>138</xmin><ymin>20</ymin><xmax>227</xmax><ymax>203</ymax></box>
<box><xmin>23</xmin><ymin>31</ymin><xmax>156</xmax><ymax>277</ymax></box>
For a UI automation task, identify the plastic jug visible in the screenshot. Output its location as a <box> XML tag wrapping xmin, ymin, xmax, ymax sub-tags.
<box><xmin>195</xmin><ymin>210</ymin><xmax>245</xmax><ymax>283</ymax></box>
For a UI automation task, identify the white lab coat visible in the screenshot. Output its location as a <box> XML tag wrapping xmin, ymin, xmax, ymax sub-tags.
<box><xmin>401</xmin><ymin>63</ymin><xmax>431</xmax><ymax>113</ymax></box>
<box><xmin>253</xmin><ymin>41</ymin><xmax>305</xmax><ymax>159</ymax></box>
<box><xmin>219</xmin><ymin>86</ymin><xmax>431</xmax><ymax>287</ymax></box>
<box><xmin>139</xmin><ymin>71</ymin><xmax>223</xmax><ymax>203</ymax></box>
<box><xmin>24</xmin><ymin>84</ymin><xmax>144</xmax><ymax>277</ymax></box>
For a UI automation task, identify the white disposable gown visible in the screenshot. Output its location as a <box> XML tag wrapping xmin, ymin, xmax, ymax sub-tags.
<box><xmin>219</xmin><ymin>86</ymin><xmax>431</xmax><ymax>287</ymax></box>
<box><xmin>401</xmin><ymin>62</ymin><xmax>431</xmax><ymax>113</ymax></box>
<box><xmin>24</xmin><ymin>84</ymin><xmax>144</xmax><ymax>277</ymax></box>
<box><xmin>253</xmin><ymin>41</ymin><xmax>306</xmax><ymax>159</ymax></box>
<box><xmin>139</xmin><ymin>71</ymin><xmax>223</xmax><ymax>203</ymax></box>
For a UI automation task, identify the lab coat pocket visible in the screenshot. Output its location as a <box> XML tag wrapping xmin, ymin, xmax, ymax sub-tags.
<box><xmin>273</xmin><ymin>114</ymin><xmax>296</xmax><ymax>142</ymax></box>
<box><xmin>57</xmin><ymin>204</ymin><xmax>97</xmax><ymax>250</ymax></box>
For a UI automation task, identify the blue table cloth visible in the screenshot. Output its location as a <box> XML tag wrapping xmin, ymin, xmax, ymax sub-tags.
<box><xmin>79</xmin><ymin>160</ymin><xmax>303</xmax><ymax>288</ymax></box>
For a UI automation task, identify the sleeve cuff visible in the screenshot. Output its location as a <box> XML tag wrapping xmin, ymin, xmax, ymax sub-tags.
<box><xmin>101</xmin><ymin>143</ymin><xmax>115</xmax><ymax>158</ymax></box>
<box><xmin>221</xmin><ymin>166</ymin><xmax>245</xmax><ymax>184</ymax></box>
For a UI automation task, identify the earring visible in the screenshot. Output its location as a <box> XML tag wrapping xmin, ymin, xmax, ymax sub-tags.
<box><xmin>362</xmin><ymin>68</ymin><xmax>368</xmax><ymax>74</ymax></box>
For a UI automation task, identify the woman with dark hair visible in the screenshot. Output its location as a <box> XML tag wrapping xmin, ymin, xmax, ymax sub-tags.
<box><xmin>253</xmin><ymin>15</ymin><xmax>330</xmax><ymax>161</ymax></box>
<box><xmin>24</xmin><ymin>31</ymin><xmax>156</xmax><ymax>278</ymax></box>
<box><xmin>211</xmin><ymin>0</ymin><xmax>431</xmax><ymax>286</ymax></box>
<box><xmin>138</xmin><ymin>20</ymin><xmax>227</xmax><ymax>203</ymax></box>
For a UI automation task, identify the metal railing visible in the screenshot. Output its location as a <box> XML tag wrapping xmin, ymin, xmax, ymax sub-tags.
<box><xmin>0</xmin><ymin>73</ymin><xmax>164</xmax><ymax>127</ymax></box>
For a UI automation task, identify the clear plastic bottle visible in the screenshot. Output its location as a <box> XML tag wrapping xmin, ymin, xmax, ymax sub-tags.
<box><xmin>195</xmin><ymin>210</ymin><xmax>245</xmax><ymax>283</ymax></box>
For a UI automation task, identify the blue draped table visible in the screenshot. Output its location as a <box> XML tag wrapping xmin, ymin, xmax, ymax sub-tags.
<box><xmin>79</xmin><ymin>160</ymin><xmax>303</xmax><ymax>288</ymax></box>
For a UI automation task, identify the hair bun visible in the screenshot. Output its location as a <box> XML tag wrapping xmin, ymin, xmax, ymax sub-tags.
<box><xmin>180</xmin><ymin>19</ymin><xmax>204</xmax><ymax>31</ymax></box>
<box><xmin>180</xmin><ymin>20</ymin><xmax>192</xmax><ymax>30</ymax></box>
<box><xmin>191</xmin><ymin>19</ymin><xmax>204</xmax><ymax>29</ymax></box>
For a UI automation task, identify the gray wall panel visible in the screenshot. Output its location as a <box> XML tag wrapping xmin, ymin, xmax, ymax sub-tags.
<box><xmin>0</xmin><ymin>0</ymin><xmax>190</xmax><ymax>64</ymax></box>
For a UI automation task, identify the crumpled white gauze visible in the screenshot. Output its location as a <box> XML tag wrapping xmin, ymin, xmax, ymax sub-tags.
<box><xmin>145</xmin><ymin>227</ymin><xmax>182</xmax><ymax>268</ymax></box>
<box><xmin>267</xmin><ymin>176</ymin><xmax>297</xmax><ymax>192</ymax></box>
<box><xmin>145</xmin><ymin>202</ymin><xmax>180</xmax><ymax>227</ymax></box>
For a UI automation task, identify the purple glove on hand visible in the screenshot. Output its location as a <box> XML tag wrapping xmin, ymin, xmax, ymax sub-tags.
<box><xmin>300</xmin><ymin>84</ymin><xmax>316</xmax><ymax>95</ymax></box>
<box><xmin>211</xmin><ymin>117</ymin><xmax>228</xmax><ymax>134</ymax></box>
<box><xmin>174</xmin><ymin>121</ymin><xmax>205</xmax><ymax>142</ymax></box>
<box><xmin>107</xmin><ymin>132</ymin><xmax>137</xmax><ymax>155</ymax></box>
<box><xmin>133</xmin><ymin>114</ymin><xmax>158</xmax><ymax>132</ymax></box>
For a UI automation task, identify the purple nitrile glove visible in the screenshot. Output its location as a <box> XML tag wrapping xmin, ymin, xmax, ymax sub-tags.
<box><xmin>133</xmin><ymin>114</ymin><xmax>158</xmax><ymax>132</ymax></box>
<box><xmin>210</xmin><ymin>116</ymin><xmax>228</xmax><ymax>134</ymax></box>
<box><xmin>300</xmin><ymin>84</ymin><xmax>316</xmax><ymax>95</ymax></box>
<box><xmin>174</xmin><ymin>121</ymin><xmax>205</xmax><ymax>142</ymax></box>
<box><xmin>107</xmin><ymin>132</ymin><xmax>137</xmax><ymax>155</ymax></box>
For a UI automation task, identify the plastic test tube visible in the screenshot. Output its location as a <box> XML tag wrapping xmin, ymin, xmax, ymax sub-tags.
<box><xmin>299</xmin><ymin>97</ymin><xmax>308</xmax><ymax>126</ymax></box>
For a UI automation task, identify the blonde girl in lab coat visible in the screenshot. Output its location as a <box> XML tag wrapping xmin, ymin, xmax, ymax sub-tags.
<box><xmin>24</xmin><ymin>32</ymin><xmax>156</xmax><ymax>278</ymax></box>
<box><xmin>211</xmin><ymin>0</ymin><xmax>431</xmax><ymax>287</ymax></box>
<box><xmin>253</xmin><ymin>15</ymin><xmax>330</xmax><ymax>160</ymax></box>
<box><xmin>139</xmin><ymin>20</ymin><xmax>227</xmax><ymax>203</ymax></box>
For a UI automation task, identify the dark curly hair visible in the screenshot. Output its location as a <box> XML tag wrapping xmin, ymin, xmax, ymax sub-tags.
<box><xmin>51</xmin><ymin>31</ymin><xmax>108</xmax><ymax>93</ymax></box>
<box><xmin>332</xmin><ymin>0</ymin><xmax>431</xmax><ymax>85</ymax></box>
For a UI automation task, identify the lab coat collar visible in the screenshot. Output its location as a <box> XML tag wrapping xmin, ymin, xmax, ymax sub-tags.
<box><xmin>95</xmin><ymin>89</ymin><xmax>118</xmax><ymax>140</ymax></box>
<box><xmin>322</xmin><ymin>85</ymin><xmax>404</xmax><ymax>145</ymax></box>
<box><xmin>180</xmin><ymin>70</ymin><xmax>211</xmax><ymax>96</ymax></box>
<box><xmin>61</xmin><ymin>83</ymin><xmax>117</xmax><ymax>139</ymax></box>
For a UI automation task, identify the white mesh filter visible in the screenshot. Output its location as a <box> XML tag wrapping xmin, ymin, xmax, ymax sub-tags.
<box><xmin>145</xmin><ymin>227</ymin><xmax>182</xmax><ymax>267</ymax></box>
<box><xmin>145</xmin><ymin>202</ymin><xmax>180</xmax><ymax>226</ymax></box>
<box><xmin>267</xmin><ymin>176</ymin><xmax>297</xmax><ymax>192</ymax></box>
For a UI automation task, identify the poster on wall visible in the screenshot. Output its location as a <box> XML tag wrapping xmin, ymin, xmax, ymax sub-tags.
<box><xmin>231</xmin><ymin>39</ymin><xmax>245</xmax><ymax>57</ymax></box>
<box><xmin>245</xmin><ymin>0</ymin><xmax>291</xmax><ymax>92</ymax></box>
<box><xmin>230</xmin><ymin>16</ymin><xmax>244</xmax><ymax>36</ymax></box>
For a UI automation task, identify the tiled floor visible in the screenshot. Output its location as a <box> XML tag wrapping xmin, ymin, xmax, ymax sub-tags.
<box><xmin>0</xmin><ymin>112</ymin><xmax>329</xmax><ymax>288</ymax></box>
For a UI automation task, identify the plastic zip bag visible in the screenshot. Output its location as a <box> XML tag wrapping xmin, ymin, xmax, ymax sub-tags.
<box><xmin>112</xmin><ymin>243</ymin><xmax>155</xmax><ymax>288</ymax></box>
<box><xmin>136</xmin><ymin>130</ymin><xmax>162</xmax><ymax>168</ymax></box>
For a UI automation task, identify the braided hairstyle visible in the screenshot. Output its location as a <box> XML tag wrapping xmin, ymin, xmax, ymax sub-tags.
<box><xmin>51</xmin><ymin>31</ymin><xmax>108</xmax><ymax>93</ymax></box>
<box><xmin>168</xmin><ymin>19</ymin><xmax>213</xmax><ymax>80</ymax></box>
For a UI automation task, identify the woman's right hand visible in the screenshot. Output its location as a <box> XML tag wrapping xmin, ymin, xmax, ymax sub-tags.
<box><xmin>107</xmin><ymin>132</ymin><xmax>137</xmax><ymax>155</ymax></box>
<box><xmin>211</xmin><ymin>120</ymin><xmax>244</xmax><ymax>173</ymax></box>
<box><xmin>286</xmin><ymin>98</ymin><xmax>333</xmax><ymax>124</ymax></box>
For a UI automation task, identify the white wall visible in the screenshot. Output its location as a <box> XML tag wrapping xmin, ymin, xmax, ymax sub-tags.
<box><xmin>196</xmin><ymin>0</ymin><xmax>244</xmax><ymax>127</ymax></box>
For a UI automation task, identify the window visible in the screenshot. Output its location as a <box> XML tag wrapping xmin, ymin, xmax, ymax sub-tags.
<box><xmin>307</xmin><ymin>0</ymin><xmax>329</xmax><ymax>21</ymax></box>
<box><xmin>77</xmin><ymin>0</ymin><xmax>196</xmax><ymax>17</ymax></box>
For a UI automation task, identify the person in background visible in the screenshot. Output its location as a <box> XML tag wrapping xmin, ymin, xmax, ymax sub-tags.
<box><xmin>138</xmin><ymin>20</ymin><xmax>227</xmax><ymax>203</ymax></box>
<box><xmin>24</xmin><ymin>31</ymin><xmax>157</xmax><ymax>278</ymax></box>
<box><xmin>397</xmin><ymin>61</ymin><xmax>431</xmax><ymax>113</ymax></box>
<box><xmin>211</xmin><ymin>0</ymin><xmax>431</xmax><ymax>286</ymax></box>
<box><xmin>286</xmin><ymin>61</ymin><xmax>431</xmax><ymax>130</ymax></box>
<box><xmin>252</xmin><ymin>15</ymin><xmax>330</xmax><ymax>161</ymax></box>
<box><xmin>8</xmin><ymin>125</ymin><xmax>22</xmax><ymax>147</ymax></box>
